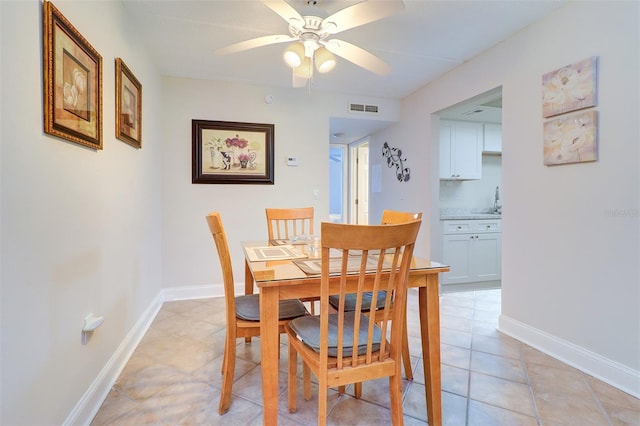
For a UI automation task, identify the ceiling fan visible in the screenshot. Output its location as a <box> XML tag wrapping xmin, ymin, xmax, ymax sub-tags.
<box><xmin>216</xmin><ymin>0</ymin><xmax>405</xmax><ymax>88</ymax></box>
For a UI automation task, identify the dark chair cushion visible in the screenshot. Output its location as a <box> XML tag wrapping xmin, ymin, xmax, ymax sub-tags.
<box><xmin>235</xmin><ymin>294</ymin><xmax>307</xmax><ymax>321</ymax></box>
<box><xmin>328</xmin><ymin>291</ymin><xmax>387</xmax><ymax>312</ymax></box>
<box><xmin>288</xmin><ymin>311</ymin><xmax>382</xmax><ymax>357</ymax></box>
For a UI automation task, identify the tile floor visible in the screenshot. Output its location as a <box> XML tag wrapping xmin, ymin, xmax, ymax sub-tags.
<box><xmin>92</xmin><ymin>289</ymin><xmax>640</xmax><ymax>425</ymax></box>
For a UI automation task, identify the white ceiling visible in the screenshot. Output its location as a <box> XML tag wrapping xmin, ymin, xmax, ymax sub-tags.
<box><xmin>122</xmin><ymin>0</ymin><xmax>565</xmax><ymax>141</ymax></box>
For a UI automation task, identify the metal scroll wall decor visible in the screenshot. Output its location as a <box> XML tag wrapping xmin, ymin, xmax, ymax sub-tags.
<box><xmin>382</xmin><ymin>142</ymin><xmax>410</xmax><ymax>182</ymax></box>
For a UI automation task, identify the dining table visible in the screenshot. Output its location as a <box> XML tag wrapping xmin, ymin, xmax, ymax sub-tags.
<box><xmin>241</xmin><ymin>240</ymin><xmax>450</xmax><ymax>425</ymax></box>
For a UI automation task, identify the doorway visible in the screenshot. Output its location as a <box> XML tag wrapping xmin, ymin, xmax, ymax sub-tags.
<box><xmin>350</xmin><ymin>140</ymin><xmax>369</xmax><ymax>224</ymax></box>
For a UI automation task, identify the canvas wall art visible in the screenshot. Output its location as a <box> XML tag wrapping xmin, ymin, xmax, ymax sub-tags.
<box><xmin>543</xmin><ymin>110</ymin><xmax>597</xmax><ymax>166</ymax></box>
<box><xmin>542</xmin><ymin>57</ymin><xmax>597</xmax><ymax>118</ymax></box>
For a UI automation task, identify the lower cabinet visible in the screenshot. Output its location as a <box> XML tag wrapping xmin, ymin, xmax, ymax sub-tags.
<box><xmin>441</xmin><ymin>219</ymin><xmax>501</xmax><ymax>285</ymax></box>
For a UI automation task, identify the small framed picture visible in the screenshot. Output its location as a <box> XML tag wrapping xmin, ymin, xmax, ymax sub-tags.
<box><xmin>192</xmin><ymin>120</ymin><xmax>275</xmax><ymax>184</ymax></box>
<box><xmin>43</xmin><ymin>0</ymin><xmax>103</xmax><ymax>149</ymax></box>
<box><xmin>115</xmin><ymin>58</ymin><xmax>142</xmax><ymax>148</ymax></box>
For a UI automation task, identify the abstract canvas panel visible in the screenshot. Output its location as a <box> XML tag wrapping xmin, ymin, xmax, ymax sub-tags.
<box><xmin>542</xmin><ymin>57</ymin><xmax>597</xmax><ymax>118</ymax></box>
<box><xmin>543</xmin><ymin>111</ymin><xmax>597</xmax><ymax>166</ymax></box>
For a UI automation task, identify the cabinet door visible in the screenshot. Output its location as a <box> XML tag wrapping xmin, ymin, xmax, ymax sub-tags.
<box><xmin>439</xmin><ymin>121</ymin><xmax>453</xmax><ymax>179</ymax></box>
<box><xmin>440</xmin><ymin>121</ymin><xmax>482</xmax><ymax>180</ymax></box>
<box><xmin>442</xmin><ymin>234</ymin><xmax>473</xmax><ymax>284</ymax></box>
<box><xmin>452</xmin><ymin>122</ymin><xmax>483</xmax><ymax>179</ymax></box>
<box><xmin>483</xmin><ymin>123</ymin><xmax>502</xmax><ymax>153</ymax></box>
<box><xmin>471</xmin><ymin>233</ymin><xmax>502</xmax><ymax>281</ymax></box>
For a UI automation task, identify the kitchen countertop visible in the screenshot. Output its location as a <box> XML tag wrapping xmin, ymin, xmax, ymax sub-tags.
<box><xmin>440</xmin><ymin>208</ymin><xmax>501</xmax><ymax>220</ymax></box>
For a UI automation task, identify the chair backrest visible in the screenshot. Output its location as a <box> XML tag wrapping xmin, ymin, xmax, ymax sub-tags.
<box><xmin>381</xmin><ymin>209</ymin><xmax>423</xmax><ymax>225</ymax></box>
<box><xmin>206</xmin><ymin>212</ymin><xmax>236</xmax><ymax>326</ymax></box>
<box><xmin>265</xmin><ymin>207</ymin><xmax>314</xmax><ymax>240</ymax></box>
<box><xmin>319</xmin><ymin>220</ymin><xmax>421</xmax><ymax>368</ymax></box>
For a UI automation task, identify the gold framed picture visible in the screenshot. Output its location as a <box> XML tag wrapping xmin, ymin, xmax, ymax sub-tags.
<box><xmin>43</xmin><ymin>0</ymin><xmax>103</xmax><ymax>149</ymax></box>
<box><xmin>115</xmin><ymin>58</ymin><xmax>142</xmax><ymax>148</ymax></box>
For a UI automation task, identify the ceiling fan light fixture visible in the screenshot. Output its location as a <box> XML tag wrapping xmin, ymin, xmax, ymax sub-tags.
<box><xmin>314</xmin><ymin>47</ymin><xmax>336</xmax><ymax>73</ymax></box>
<box><xmin>293</xmin><ymin>56</ymin><xmax>313</xmax><ymax>79</ymax></box>
<box><xmin>283</xmin><ymin>42</ymin><xmax>305</xmax><ymax>68</ymax></box>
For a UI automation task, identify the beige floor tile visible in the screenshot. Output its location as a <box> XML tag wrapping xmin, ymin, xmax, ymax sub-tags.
<box><xmin>470</xmin><ymin>350</ymin><xmax>526</xmax><ymax>383</ymax></box>
<box><xmin>534</xmin><ymin>390</ymin><xmax>610</xmax><ymax>425</ymax></box>
<box><xmin>441</xmin><ymin>326</ymin><xmax>472</xmax><ymax>349</ymax></box>
<box><xmin>327</xmin><ymin>395</ymin><xmax>394</xmax><ymax>425</ymax></box>
<box><xmin>441</xmin><ymin>363</ymin><xmax>470</xmax><ymax>396</ymax></box>
<box><xmin>526</xmin><ymin>363</ymin><xmax>592</xmax><ymax>398</ymax></box>
<box><xmin>441</xmin><ymin>314</ymin><xmax>474</xmax><ymax>333</ymax></box>
<box><xmin>585</xmin><ymin>374</ymin><xmax>640</xmax><ymax>411</ymax></box>
<box><xmin>472</xmin><ymin>333</ymin><xmax>521</xmax><ymax>359</ymax></box>
<box><xmin>467</xmin><ymin>399</ymin><xmax>538</xmax><ymax>426</ymax></box>
<box><xmin>442</xmin><ymin>390</ymin><xmax>468</xmax><ymax>426</ymax></box>
<box><xmin>90</xmin><ymin>389</ymin><xmax>138</xmax><ymax>425</ymax></box>
<box><xmin>602</xmin><ymin>402</ymin><xmax>640</xmax><ymax>426</ymax></box>
<box><xmin>469</xmin><ymin>372</ymin><xmax>536</xmax><ymax>417</ymax></box>
<box><xmin>440</xmin><ymin>342</ymin><xmax>472</xmax><ymax>370</ymax></box>
<box><xmin>92</xmin><ymin>289</ymin><xmax>638</xmax><ymax>426</ymax></box>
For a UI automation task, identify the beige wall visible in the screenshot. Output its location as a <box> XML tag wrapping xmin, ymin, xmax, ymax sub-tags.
<box><xmin>370</xmin><ymin>0</ymin><xmax>639</xmax><ymax>395</ymax></box>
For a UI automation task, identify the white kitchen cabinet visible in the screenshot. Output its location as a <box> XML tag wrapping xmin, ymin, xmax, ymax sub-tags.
<box><xmin>439</xmin><ymin>120</ymin><xmax>483</xmax><ymax>180</ymax></box>
<box><xmin>441</xmin><ymin>219</ymin><xmax>501</xmax><ymax>285</ymax></box>
<box><xmin>483</xmin><ymin>123</ymin><xmax>502</xmax><ymax>154</ymax></box>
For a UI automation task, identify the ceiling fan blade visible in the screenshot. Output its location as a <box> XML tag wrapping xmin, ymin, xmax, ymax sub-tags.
<box><xmin>215</xmin><ymin>34</ymin><xmax>296</xmax><ymax>55</ymax></box>
<box><xmin>325</xmin><ymin>39</ymin><xmax>391</xmax><ymax>75</ymax></box>
<box><xmin>264</xmin><ymin>0</ymin><xmax>305</xmax><ymax>29</ymax></box>
<box><xmin>321</xmin><ymin>0</ymin><xmax>404</xmax><ymax>34</ymax></box>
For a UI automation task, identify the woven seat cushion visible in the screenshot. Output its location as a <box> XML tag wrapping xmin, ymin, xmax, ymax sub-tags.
<box><xmin>288</xmin><ymin>311</ymin><xmax>381</xmax><ymax>357</ymax></box>
<box><xmin>328</xmin><ymin>291</ymin><xmax>387</xmax><ymax>312</ymax></box>
<box><xmin>235</xmin><ymin>294</ymin><xmax>307</xmax><ymax>321</ymax></box>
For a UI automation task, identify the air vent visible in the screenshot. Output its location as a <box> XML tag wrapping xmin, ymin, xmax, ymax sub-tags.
<box><xmin>349</xmin><ymin>102</ymin><xmax>380</xmax><ymax>114</ymax></box>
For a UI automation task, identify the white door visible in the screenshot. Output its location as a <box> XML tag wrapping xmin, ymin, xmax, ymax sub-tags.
<box><xmin>349</xmin><ymin>141</ymin><xmax>369</xmax><ymax>224</ymax></box>
<box><xmin>356</xmin><ymin>144</ymin><xmax>369</xmax><ymax>224</ymax></box>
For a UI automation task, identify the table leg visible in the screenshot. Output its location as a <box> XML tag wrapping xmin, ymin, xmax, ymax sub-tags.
<box><xmin>245</xmin><ymin>260</ymin><xmax>254</xmax><ymax>343</ymax></box>
<box><xmin>419</xmin><ymin>275</ymin><xmax>442</xmax><ymax>426</ymax></box>
<box><xmin>260</xmin><ymin>285</ymin><xmax>280</xmax><ymax>425</ymax></box>
<box><xmin>245</xmin><ymin>260</ymin><xmax>253</xmax><ymax>295</ymax></box>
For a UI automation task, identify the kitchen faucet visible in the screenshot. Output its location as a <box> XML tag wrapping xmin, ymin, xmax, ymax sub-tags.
<box><xmin>493</xmin><ymin>186</ymin><xmax>501</xmax><ymax>214</ymax></box>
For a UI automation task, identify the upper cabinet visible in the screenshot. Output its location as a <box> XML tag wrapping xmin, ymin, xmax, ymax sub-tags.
<box><xmin>440</xmin><ymin>120</ymin><xmax>483</xmax><ymax>180</ymax></box>
<box><xmin>483</xmin><ymin>123</ymin><xmax>502</xmax><ymax>154</ymax></box>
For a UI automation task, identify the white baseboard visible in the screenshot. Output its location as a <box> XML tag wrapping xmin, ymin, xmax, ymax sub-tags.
<box><xmin>64</xmin><ymin>283</ymin><xmax>228</xmax><ymax>425</ymax></box>
<box><xmin>499</xmin><ymin>314</ymin><xmax>640</xmax><ymax>399</ymax></box>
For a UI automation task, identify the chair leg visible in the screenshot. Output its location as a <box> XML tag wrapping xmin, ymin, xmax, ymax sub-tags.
<box><xmin>318</xmin><ymin>384</ymin><xmax>328</xmax><ymax>426</ymax></box>
<box><xmin>354</xmin><ymin>382</ymin><xmax>362</xmax><ymax>399</ymax></box>
<box><xmin>402</xmin><ymin>319</ymin><xmax>413</xmax><ymax>380</ymax></box>
<box><xmin>389</xmin><ymin>372</ymin><xmax>404</xmax><ymax>425</ymax></box>
<box><xmin>288</xmin><ymin>342</ymin><xmax>297</xmax><ymax>413</ymax></box>
<box><xmin>303</xmin><ymin>363</ymin><xmax>311</xmax><ymax>401</ymax></box>
<box><xmin>218</xmin><ymin>335</ymin><xmax>236</xmax><ymax>415</ymax></box>
<box><xmin>338</xmin><ymin>385</ymin><xmax>346</xmax><ymax>395</ymax></box>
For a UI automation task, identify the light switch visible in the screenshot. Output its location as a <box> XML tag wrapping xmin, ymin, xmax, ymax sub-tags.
<box><xmin>287</xmin><ymin>156</ymin><xmax>299</xmax><ymax>166</ymax></box>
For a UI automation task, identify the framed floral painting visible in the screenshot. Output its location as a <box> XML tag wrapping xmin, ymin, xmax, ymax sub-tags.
<box><xmin>542</xmin><ymin>57</ymin><xmax>597</xmax><ymax>118</ymax></box>
<box><xmin>543</xmin><ymin>110</ymin><xmax>598</xmax><ymax>166</ymax></box>
<box><xmin>43</xmin><ymin>0</ymin><xmax>103</xmax><ymax>149</ymax></box>
<box><xmin>192</xmin><ymin>120</ymin><xmax>274</xmax><ymax>184</ymax></box>
<box><xmin>115</xmin><ymin>58</ymin><xmax>142</xmax><ymax>148</ymax></box>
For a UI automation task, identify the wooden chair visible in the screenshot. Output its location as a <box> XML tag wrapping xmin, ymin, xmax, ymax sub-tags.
<box><xmin>205</xmin><ymin>212</ymin><xmax>308</xmax><ymax>415</ymax></box>
<box><xmin>286</xmin><ymin>220</ymin><xmax>421</xmax><ymax>425</ymax></box>
<box><xmin>329</xmin><ymin>210</ymin><xmax>422</xmax><ymax>382</ymax></box>
<box><xmin>381</xmin><ymin>210</ymin><xmax>423</xmax><ymax>380</ymax></box>
<box><xmin>266</xmin><ymin>207</ymin><xmax>319</xmax><ymax>314</ymax></box>
<box><xmin>265</xmin><ymin>207</ymin><xmax>314</xmax><ymax>240</ymax></box>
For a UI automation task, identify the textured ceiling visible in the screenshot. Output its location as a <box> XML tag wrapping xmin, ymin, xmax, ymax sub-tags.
<box><xmin>122</xmin><ymin>0</ymin><xmax>565</xmax><ymax>141</ymax></box>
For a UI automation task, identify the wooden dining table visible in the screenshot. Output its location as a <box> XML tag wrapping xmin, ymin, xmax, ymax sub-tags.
<box><xmin>242</xmin><ymin>241</ymin><xmax>450</xmax><ymax>425</ymax></box>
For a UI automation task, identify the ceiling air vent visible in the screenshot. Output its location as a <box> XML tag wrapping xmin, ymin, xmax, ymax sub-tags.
<box><xmin>349</xmin><ymin>102</ymin><xmax>379</xmax><ymax>114</ymax></box>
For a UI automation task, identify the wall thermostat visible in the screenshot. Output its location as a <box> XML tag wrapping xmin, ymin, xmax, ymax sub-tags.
<box><xmin>287</xmin><ymin>156</ymin><xmax>299</xmax><ymax>166</ymax></box>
